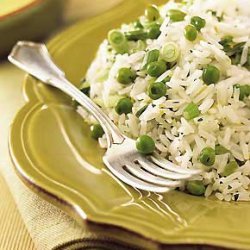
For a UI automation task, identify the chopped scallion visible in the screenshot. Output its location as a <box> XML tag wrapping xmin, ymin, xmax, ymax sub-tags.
<box><xmin>161</xmin><ymin>42</ymin><xmax>180</xmax><ymax>62</ymax></box>
<box><xmin>142</xmin><ymin>49</ymin><xmax>160</xmax><ymax>69</ymax></box>
<box><xmin>215</xmin><ymin>144</ymin><xmax>230</xmax><ymax>155</ymax></box>
<box><xmin>222</xmin><ymin>161</ymin><xmax>238</xmax><ymax>177</ymax></box>
<box><xmin>168</xmin><ymin>9</ymin><xmax>186</xmax><ymax>22</ymax></box>
<box><xmin>125</xmin><ymin>30</ymin><xmax>148</xmax><ymax>41</ymax></box>
<box><xmin>136</xmin><ymin>105</ymin><xmax>148</xmax><ymax>117</ymax></box>
<box><xmin>108</xmin><ymin>30</ymin><xmax>128</xmax><ymax>54</ymax></box>
<box><xmin>183</xmin><ymin>102</ymin><xmax>200</xmax><ymax>120</ymax></box>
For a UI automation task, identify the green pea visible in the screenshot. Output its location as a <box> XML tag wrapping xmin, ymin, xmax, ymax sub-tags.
<box><xmin>215</xmin><ymin>144</ymin><xmax>230</xmax><ymax>155</ymax></box>
<box><xmin>184</xmin><ymin>25</ymin><xmax>198</xmax><ymax>41</ymax></box>
<box><xmin>147</xmin><ymin>23</ymin><xmax>161</xmax><ymax>39</ymax></box>
<box><xmin>142</xmin><ymin>49</ymin><xmax>160</xmax><ymax>69</ymax></box>
<box><xmin>136</xmin><ymin>135</ymin><xmax>156</xmax><ymax>154</ymax></box>
<box><xmin>108</xmin><ymin>30</ymin><xmax>128</xmax><ymax>54</ymax></box>
<box><xmin>168</xmin><ymin>9</ymin><xmax>186</xmax><ymax>22</ymax></box>
<box><xmin>136</xmin><ymin>105</ymin><xmax>148</xmax><ymax>117</ymax></box>
<box><xmin>90</xmin><ymin>124</ymin><xmax>104</xmax><ymax>140</ymax></box>
<box><xmin>190</xmin><ymin>16</ymin><xmax>206</xmax><ymax>31</ymax></box>
<box><xmin>183</xmin><ymin>102</ymin><xmax>200</xmax><ymax>120</ymax></box>
<box><xmin>148</xmin><ymin>82</ymin><xmax>167</xmax><ymax>100</ymax></box>
<box><xmin>117</xmin><ymin>68</ymin><xmax>136</xmax><ymax>85</ymax></box>
<box><xmin>115</xmin><ymin>98</ymin><xmax>133</xmax><ymax>115</ymax></box>
<box><xmin>234</xmin><ymin>84</ymin><xmax>250</xmax><ymax>100</ymax></box>
<box><xmin>145</xmin><ymin>5</ymin><xmax>160</xmax><ymax>22</ymax></box>
<box><xmin>147</xmin><ymin>60</ymin><xmax>167</xmax><ymax>77</ymax></box>
<box><xmin>186</xmin><ymin>180</ymin><xmax>205</xmax><ymax>196</ymax></box>
<box><xmin>222</xmin><ymin>161</ymin><xmax>238</xmax><ymax>177</ymax></box>
<box><xmin>125</xmin><ymin>30</ymin><xmax>148</xmax><ymax>41</ymax></box>
<box><xmin>202</xmin><ymin>65</ymin><xmax>220</xmax><ymax>85</ymax></box>
<box><xmin>199</xmin><ymin>147</ymin><xmax>216</xmax><ymax>166</ymax></box>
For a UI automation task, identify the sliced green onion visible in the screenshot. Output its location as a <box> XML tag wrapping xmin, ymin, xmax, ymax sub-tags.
<box><xmin>219</xmin><ymin>35</ymin><xmax>234</xmax><ymax>51</ymax></box>
<box><xmin>199</xmin><ymin>147</ymin><xmax>216</xmax><ymax>166</ymax></box>
<box><xmin>108</xmin><ymin>30</ymin><xmax>128</xmax><ymax>54</ymax></box>
<box><xmin>168</xmin><ymin>9</ymin><xmax>186</xmax><ymax>22</ymax></box>
<box><xmin>161</xmin><ymin>75</ymin><xmax>171</xmax><ymax>83</ymax></box>
<box><xmin>244</xmin><ymin>54</ymin><xmax>250</xmax><ymax>70</ymax></box>
<box><xmin>161</xmin><ymin>42</ymin><xmax>180</xmax><ymax>62</ymax></box>
<box><xmin>183</xmin><ymin>102</ymin><xmax>200</xmax><ymax>120</ymax></box>
<box><xmin>130</xmin><ymin>40</ymin><xmax>146</xmax><ymax>53</ymax></box>
<box><xmin>145</xmin><ymin>5</ymin><xmax>160</xmax><ymax>22</ymax></box>
<box><xmin>215</xmin><ymin>144</ymin><xmax>230</xmax><ymax>155</ymax></box>
<box><xmin>125</xmin><ymin>30</ymin><xmax>148</xmax><ymax>41</ymax></box>
<box><xmin>136</xmin><ymin>105</ymin><xmax>148</xmax><ymax>117</ymax></box>
<box><xmin>134</xmin><ymin>20</ymin><xmax>143</xmax><ymax>29</ymax></box>
<box><xmin>147</xmin><ymin>23</ymin><xmax>161</xmax><ymax>39</ymax></box>
<box><xmin>142</xmin><ymin>49</ymin><xmax>160</xmax><ymax>69</ymax></box>
<box><xmin>222</xmin><ymin>161</ymin><xmax>238</xmax><ymax>177</ymax></box>
<box><xmin>231</xmin><ymin>53</ymin><xmax>242</xmax><ymax>65</ymax></box>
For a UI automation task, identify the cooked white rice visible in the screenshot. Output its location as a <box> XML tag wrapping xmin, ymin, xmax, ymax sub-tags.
<box><xmin>78</xmin><ymin>0</ymin><xmax>250</xmax><ymax>201</ymax></box>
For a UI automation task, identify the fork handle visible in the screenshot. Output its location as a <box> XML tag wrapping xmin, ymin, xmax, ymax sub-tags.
<box><xmin>8</xmin><ymin>41</ymin><xmax>125</xmax><ymax>147</ymax></box>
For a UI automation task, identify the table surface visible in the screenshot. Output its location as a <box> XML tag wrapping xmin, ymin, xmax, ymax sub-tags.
<box><xmin>0</xmin><ymin>1</ymin><xmax>121</xmax><ymax>249</ymax></box>
<box><xmin>0</xmin><ymin>171</ymin><xmax>36</xmax><ymax>249</ymax></box>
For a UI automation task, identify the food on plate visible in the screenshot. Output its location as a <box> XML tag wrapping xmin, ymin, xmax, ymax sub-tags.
<box><xmin>77</xmin><ymin>0</ymin><xmax>250</xmax><ymax>201</ymax></box>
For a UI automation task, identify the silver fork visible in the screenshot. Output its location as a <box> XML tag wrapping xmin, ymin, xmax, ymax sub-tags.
<box><xmin>9</xmin><ymin>41</ymin><xmax>201</xmax><ymax>193</ymax></box>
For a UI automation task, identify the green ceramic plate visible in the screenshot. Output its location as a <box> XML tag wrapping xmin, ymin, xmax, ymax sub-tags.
<box><xmin>9</xmin><ymin>0</ymin><xmax>250</xmax><ymax>249</ymax></box>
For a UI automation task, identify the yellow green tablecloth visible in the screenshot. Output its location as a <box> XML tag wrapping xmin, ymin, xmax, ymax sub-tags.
<box><xmin>0</xmin><ymin>172</ymin><xmax>36</xmax><ymax>249</ymax></box>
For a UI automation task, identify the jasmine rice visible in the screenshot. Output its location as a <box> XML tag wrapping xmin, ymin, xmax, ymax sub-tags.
<box><xmin>78</xmin><ymin>0</ymin><xmax>250</xmax><ymax>201</ymax></box>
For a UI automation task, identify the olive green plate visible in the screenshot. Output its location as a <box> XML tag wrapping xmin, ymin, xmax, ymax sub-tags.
<box><xmin>9</xmin><ymin>0</ymin><xmax>250</xmax><ymax>249</ymax></box>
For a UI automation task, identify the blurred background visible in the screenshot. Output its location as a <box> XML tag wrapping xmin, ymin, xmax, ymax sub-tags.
<box><xmin>0</xmin><ymin>0</ymin><xmax>122</xmax><ymax>58</ymax></box>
